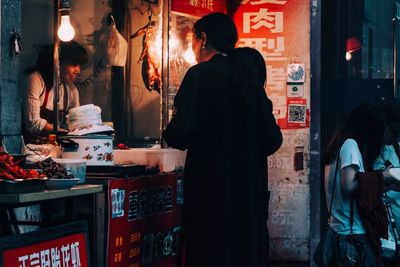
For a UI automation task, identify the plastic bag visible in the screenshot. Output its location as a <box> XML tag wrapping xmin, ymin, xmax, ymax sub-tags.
<box><xmin>107</xmin><ymin>24</ymin><xmax>127</xmax><ymax>67</ymax></box>
<box><xmin>314</xmin><ymin>226</ymin><xmax>336</xmax><ymax>267</ymax></box>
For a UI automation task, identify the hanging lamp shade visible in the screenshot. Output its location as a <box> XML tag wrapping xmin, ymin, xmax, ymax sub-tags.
<box><xmin>346</xmin><ymin>37</ymin><xmax>362</xmax><ymax>53</ymax></box>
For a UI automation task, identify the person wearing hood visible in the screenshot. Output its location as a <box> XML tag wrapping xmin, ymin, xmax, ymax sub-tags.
<box><xmin>163</xmin><ymin>13</ymin><xmax>282</xmax><ymax>267</ymax></box>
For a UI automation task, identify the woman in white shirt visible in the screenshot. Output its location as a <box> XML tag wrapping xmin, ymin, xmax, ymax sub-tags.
<box><xmin>324</xmin><ymin>103</ymin><xmax>398</xmax><ymax>266</ymax></box>
<box><xmin>24</xmin><ymin>41</ymin><xmax>88</xmax><ymax>136</ymax></box>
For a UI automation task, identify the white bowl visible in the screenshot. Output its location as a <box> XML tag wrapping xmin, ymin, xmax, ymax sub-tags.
<box><xmin>53</xmin><ymin>158</ymin><xmax>86</xmax><ymax>184</ymax></box>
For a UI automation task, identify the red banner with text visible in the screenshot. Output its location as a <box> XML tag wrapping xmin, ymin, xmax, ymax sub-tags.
<box><xmin>3</xmin><ymin>232</ymin><xmax>88</xmax><ymax>267</ymax></box>
<box><xmin>171</xmin><ymin>0</ymin><xmax>226</xmax><ymax>18</ymax></box>
<box><xmin>233</xmin><ymin>0</ymin><xmax>310</xmax><ymax>129</ymax></box>
<box><xmin>107</xmin><ymin>173</ymin><xmax>184</xmax><ymax>267</ymax></box>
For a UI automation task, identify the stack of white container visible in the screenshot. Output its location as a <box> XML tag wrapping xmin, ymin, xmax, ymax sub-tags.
<box><xmin>61</xmin><ymin>104</ymin><xmax>115</xmax><ymax>166</ymax></box>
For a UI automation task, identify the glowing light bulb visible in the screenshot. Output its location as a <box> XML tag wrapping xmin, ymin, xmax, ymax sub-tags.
<box><xmin>154</xmin><ymin>30</ymin><xmax>162</xmax><ymax>59</ymax></box>
<box><xmin>184</xmin><ymin>43</ymin><xmax>196</xmax><ymax>65</ymax></box>
<box><xmin>58</xmin><ymin>15</ymin><xmax>75</xmax><ymax>42</ymax></box>
<box><xmin>345</xmin><ymin>51</ymin><xmax>352</xmax><ymax>61</ymax></box>
<box><xmin>169</xmin><ymin>36</ymin><xmax>179</xmax><ymax>50</ymax></box>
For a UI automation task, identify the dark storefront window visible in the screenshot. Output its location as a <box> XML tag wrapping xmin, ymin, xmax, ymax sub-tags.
<box><xmin>321</xmin><ymin>0</ymin><xmax>398</xmax><ymax>149</ymax></box>
<box><xmin>322</xmin><ymin>0</ymin><xmax>394</xmax><ymax>80</ymax></box>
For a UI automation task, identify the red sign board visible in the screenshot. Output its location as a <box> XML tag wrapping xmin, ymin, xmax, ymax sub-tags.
<box><xmin>0</xmin><ymin>222</ymin><xmax>89</xmax><ymax>267</ymax></box>
<box><xmin>233</xmin><ymin>1</ymin><xmax>310</xmax><ymax>129</ymax></box>
<box><xmin>171</xmin><ymin>0</ymin><xmax>226</xmax><ymax>18</ymax></box>
<box><xmin>106</xmin><ymin>172</ymin><xmax>184</xmax><ymax>267</ymax></box>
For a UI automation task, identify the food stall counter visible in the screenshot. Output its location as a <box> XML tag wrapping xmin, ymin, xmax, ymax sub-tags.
<box><xmin>0</xmin><ymin>184</ymin><xmax>103</xmax><ymax>204</ymax></box>
<box><xmin>86</xmin><ymin>171</ymin><xmax>184</xmax><ymax>267</ymax></box>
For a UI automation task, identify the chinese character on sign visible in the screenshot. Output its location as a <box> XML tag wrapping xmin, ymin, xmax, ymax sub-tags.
<box><xmin>189</xmin><ymin>0</ymin><xmax>213</xmax><ymax>10</ymax></box>
<box><xmin>71</xmin><ymin>242</ymin><xmax>81</xmax><ymax>267</ymax></box>
<box><xmin>29</xmin><ymin>252</ymin><xmax>40</xmax><ymax>267</ymax></box>
<box><xmin>128</xmin><ymin>190</ymin><xmax>138</xmax><ymax>221</ymax></box>
<box><xmin>266</xmin><ymin>36</ymin><xmax>285</xmax><ymax>61</ymax></box>
<box><xmin>267</xmin><ymin>66</ymin><xmax>286</xmax><ymax>91</ymax></box>
<box><xmin>164</xmin><ymin>186</ymin><xmax>173</xmax><ymax>212</ymax></box>
<box><xmin>267</xmin><ymin>66</ymin><xmax>287</xmax><ymax>119</ymax></box>
<box><xmin>243</xmin><ymin>9</ymin><xmax>283</xmax><ymax>33</ymax></box>
<box><xmin>207</xmin><ymin>0</ymin><xmax>214</xmax><ymax>10</ymax></box>
<box><xmin>40</xmin><ymin>249</ymin><xmax>51</xmax><ymax>267</ymax></box>
<box><xmin>114</xmin><ymin>252</ymin><xmax>122</xmax><ymax>263</ymax></box>
<box><xmin>18</xmin><ymin>255</ymin><xmax>29</xmax><ymax>267</ymax></box>
<box><xmin>238</xmin><ymin>38</ymin><xmax>267</xmax><ymax>55</ymax></box>
<box><xmin>190</xmin><ymin>0</ymin><xmax>200</xmax><ymax>7</ymax></box>
<box><xmin>238</xmin><ymin>37</ymin><xmax>286</xmax><ymax>61</ymax></box>
<box><xmin>130</xmin><ymin>232</ymin><xmax>141</xmax><ymax>243</ymax></box>
<box><xmin>61</xmin><ymin>244</ymin><xmax>71</xmax><ymax>266</ymax></box>
<box><xmin>129</xmin><ymin>247</ymin><xmax>140</xmax><ymax>258</ymax></box>
<box><xmin>51</xmin><ymin>247</ymin><xmax>61</xmax><ymax>267</ymax></box>
<box><xmin>115</xmin><ymin>237</ymin><xmax>122</xmax><ymax>247</ymax></box>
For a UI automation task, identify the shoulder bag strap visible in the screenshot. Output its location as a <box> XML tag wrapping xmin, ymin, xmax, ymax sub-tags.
<box><xmin>393</xmin><ymin>142</ymin><xmax>400</xmax><ymax>162</ymax></box>
<box><xmin>328</xmin><ymin>154</ymin><xmax>340</xmax><ymax>219</ymax></box>
<box><xmin>350</xmin><ymin>196</ymin><xmax>354</xmax><ymax>235</ymax></box>
<box><xmin>41</xmin><ymin>88</ymin><xmax>51</xmax><ymax>108</ymax></box>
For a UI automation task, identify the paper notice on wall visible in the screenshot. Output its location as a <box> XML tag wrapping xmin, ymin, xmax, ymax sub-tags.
<box><xmin>287</xmin><ymin>84</ymin><xmax>304</xmax><ymax>97</ymax></box>
<box><xmin>277</xmin><ymin>98</ymin><xmax>309</xmax><ymax>129</ymax></box>
<box><xmin>287</xmin><ymin>63</ymin><xmax>305</xmax><ymax>83</ymax></box>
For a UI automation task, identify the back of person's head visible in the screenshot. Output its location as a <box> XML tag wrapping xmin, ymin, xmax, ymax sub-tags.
<box><xmin>233</xmin><ymin>47</ymin><xmax>266</xmax><ymax>86</ymax></box>
<box><xmin>193</xmin><ymin>12</ymin><xmax>238</xmax><ymax>54</ymax></box>
<box><xmin>324</xmin><ymin>103</ymin><xmax>386</xmax><ymax>170</ymax></box>
<box><xmin>60</xmin><ymin>41</ymin><xmax>88</xmax><ymax>66</ymax></box>
<box><xmin>230</xmin><ymin>47</ymin><xmax>266</xmax><ymax>107</ymax></box>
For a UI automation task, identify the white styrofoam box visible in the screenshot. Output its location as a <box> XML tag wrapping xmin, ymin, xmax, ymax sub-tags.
<box><xmin>61</xmin><ymin>135</ymin><xmax>113</xmax><ymax>166</ymax></box>
<box><xmin>173</xmin><ymin>149</ymin><xmax>187</xmax><ymax>170</ymax></box>
<box><xmin>113</xmin><ymin>148</ymin><xmax>186</xmax><ymax>172</ymax></box>
<box><xmin>113</xmin><ymin>148</ymin><xmax>151</xmax><ymax>165</ymax></box>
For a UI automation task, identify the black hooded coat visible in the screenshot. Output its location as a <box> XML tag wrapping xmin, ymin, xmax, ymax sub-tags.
<box><xmin>163</xmin><ymin>54</ymin><xmax>282</xmax><ymax>267</ymax></box>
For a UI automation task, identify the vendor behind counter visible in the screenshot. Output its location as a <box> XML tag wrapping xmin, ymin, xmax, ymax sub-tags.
<box><xmin>23</xmin><ymin>41</ymin><xmax>88</xmax><ymax>143</ymax></box>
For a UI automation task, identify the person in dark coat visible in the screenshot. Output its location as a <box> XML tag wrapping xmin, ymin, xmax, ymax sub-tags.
<box><xmin>162</xmin><ymin>13</ymin><xmax>282</xmax><ymax>267</ymax></box>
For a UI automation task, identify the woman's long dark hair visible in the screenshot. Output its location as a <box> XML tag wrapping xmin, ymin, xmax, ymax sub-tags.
<box><xmin>25</xmin><ymin>41</ymin><xmax>88</xmax><ymax>91</ymax></box>
<box><xmin>229</xmin><ymin>47</ymin><xmax>266</xmax><ymax>108</ymax></box>
<box><xmin>25</xmin><ymin>45</ymin><xmax>54</xmax><ymax>90</ymax></box>
<box><xmin>324</xmin><ymin>103</ymin><xmax>386</xmax><ymax>171</ymax></box>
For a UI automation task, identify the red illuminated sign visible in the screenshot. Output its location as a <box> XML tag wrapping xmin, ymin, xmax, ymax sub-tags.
<box><xmin>4</xmin><ymin>233</ymin><xmax>88</xmax><ymax>267</ymax></box>
<box><xmin>0</xmin><ymin>222</ymin><xmax>89</xmax><ymax>267</ymax></box>
<box><xmin>233</xmin><ymin>0</ymin><xmax>310</xmax><ymax>129</ymax></box>
<box><xmin>171</xmin><ymin>0</ymin><xmax>226</xmax><ymax>18</ymax></box>
<box><xmin>106</xmin><ymin>173</ymin><xmax>183</xmax><ymax>267</ymax></box>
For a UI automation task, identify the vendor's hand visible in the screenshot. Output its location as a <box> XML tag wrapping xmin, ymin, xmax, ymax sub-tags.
<box><xmin>383</xmin><ymin>166</ymin><xmax>400</xmax><ymax>186</ymax></box>
<box><xmin>385</xmin><ymin>184</ymin><xmax>400</xmax><ymax>192</ymax></box>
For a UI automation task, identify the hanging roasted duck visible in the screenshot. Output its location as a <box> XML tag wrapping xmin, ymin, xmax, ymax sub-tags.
<box><xmin>130</xmin><ymin>14</ymin><xmax>161</xmax><ymax>93</ymax></box>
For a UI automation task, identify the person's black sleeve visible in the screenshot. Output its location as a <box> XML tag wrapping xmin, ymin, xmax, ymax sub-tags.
<box><xmin>162</xmin><ymin>67</ymin><xmax>199</xmax><ymax>150</ymax></box>
<box><xmin>259</xmin><ymin>90</ymin><xmax>282</xmax><ymax>156</ymax></box>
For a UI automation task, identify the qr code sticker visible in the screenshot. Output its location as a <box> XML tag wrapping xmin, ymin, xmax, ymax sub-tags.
<box><xmin>288</xmin><ymin>104</ymin><xmax>306</xmax><ymax>123</ymax></box>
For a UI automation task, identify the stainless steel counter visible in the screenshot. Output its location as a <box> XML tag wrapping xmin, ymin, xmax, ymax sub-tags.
<box><xmin>0</xmin><ymin>184</ymin><xmax>103</xmax><ymax>204</ymax></box>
